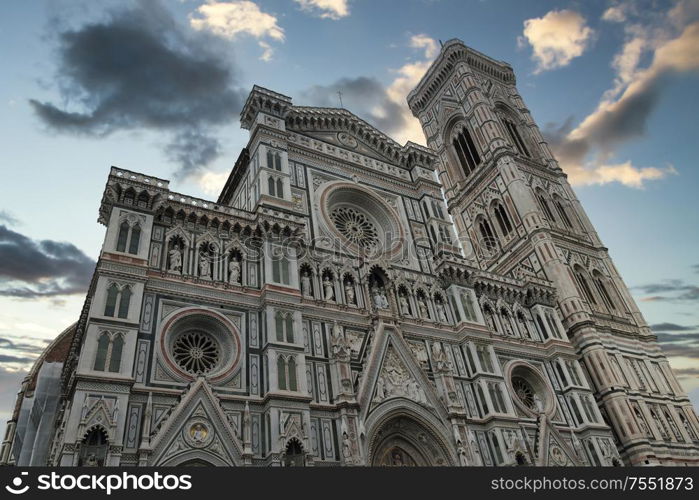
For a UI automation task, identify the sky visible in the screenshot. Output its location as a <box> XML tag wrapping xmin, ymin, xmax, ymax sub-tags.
<box><xmin>1</xmin><ymin>0</ymin><xmax>699</xmax><ymax>434</ymax></box>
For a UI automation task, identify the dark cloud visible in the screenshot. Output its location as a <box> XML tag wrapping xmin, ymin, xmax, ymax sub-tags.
<box><xmin>166</xmin><ymin>129</ymin><xmax>222</xmax><ymax>180</ymax></box>
<box><xmin>0</xmin><ymin>354</ymin><xmax>36</xmax><ymax>364</ymax></box>
<box><xmin>30</xmin><ymin>0</ymin><xmax>245</xmax><ymax>177</ymax></box>
<box><xmin>0</xmin><ymin>224</ymin><xmax>95</xmax><ymax>298</ymax></box>
<box><xmin>692</xmin><ymin>264</ymin><xmax>699</xmax><ymax>273</ymax></box>
<box><xmin>651</xmin><ymin>322</ymin><xmax>697</xmax><ymax>332</ymax></box>
<box><xmin>299</xmin><ymin>77</ymin><xmax>407</xmax><ymax>140</ymax></box>
<box><xmin>633</xmin><ymin>279</ymin><xmax>699</xmax><ymax>302</ymax></box>
<box><xmin>0</xmin><ymin>337</ymin><xmax>49</xmax><ymax>356</ymax></box>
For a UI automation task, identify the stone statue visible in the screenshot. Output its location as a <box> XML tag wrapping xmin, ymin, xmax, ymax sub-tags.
<box><xmin>85</xmin><ymin>453</ymin><xmax>98</xmax><ymax>467</ymax></box>
<box><xmin>342</xmin><ymin>432</ymin><xmax>352</xmax><ymax>462</ymax></box>
<box><xmin>373</xmin><ymin>287</ymin><xmax>389</xmax><ymax>309</ymax></box>
<box><xmin>431</xmin><ymin>342</ymin><xmax>450</xmax><ymax>372</ymax></box>
<box><xmin>399</xmin><ymin>294</ymin><xmax>411</xmax><ymax>316</ymax></box>
<box><xmin>301</xmin><ymin>271</ymin><xmax>312</xmax><ymax>297</ymax></box>
<box><xmin>418</xmin><ymin>297</ymin><xmax>429</xmax><ymax>318</ymax></box>
<box><xmin>229</xmin><ymin>258</ymin><xmax>241</xmax><ymax>284</ymax></box>
<box><xmin>344</xmin><ymin>283</ymin><xmax>355</xmax><ymax>305</ymax></box>
<box><xmin>323</xmin><ymin>276</ymin><xmax>335</xmax><ymax>301</ymax></box>
<box><xmin>533</xmin><ymin>393</ymin><xmax>544</xmax><ymax>413</ymax></box>
<box><xmin>374</xmin><ymin>376</ymin><xmax>386</xmax><ymax>401</ymax></box>
<box><xmin>456</xmin><ymin>442</ymin><xmax>469</xmax><ymax>466</ymax></box>
<box><xmin>331</xmin><ymin>320</ymin><xmax>350</xmax><ymax>359</ymax></box>
<box><xmin>199</xmin><ymin>253</ymin><xmax>211</xmax><ymax>278</ymax></box>
<box><xmin>436</xmin><ymin>301</ymin><xmax>447</xmax><ymax>322</ymax></box>
<box><xmin>168</xmin><ymin>244</ymin><xmax>182</xmax><ymax>272</ymax></box>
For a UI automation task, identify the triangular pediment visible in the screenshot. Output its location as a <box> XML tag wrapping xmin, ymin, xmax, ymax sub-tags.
<box><xmin>356</xmin><ymin>321</ymin><xmax>446</xmax><ymax>421</ymax></box>
<box><xmin>535</xmin><ymin>416</ymin><xmax>583</xmax><ymax>466</ymax></box>
<box><xmin>148</xmin><ymin>378</ymin><xmax>243</xmax><ymax>466</ymax></box>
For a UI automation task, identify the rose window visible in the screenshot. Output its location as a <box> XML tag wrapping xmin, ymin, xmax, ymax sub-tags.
<box><xmin>512</xmin><ymin>376</ymin><xmax>536</xmax><ymax>410</ymax></box>
<box><xmin>172</xmin><ymin>331</ymin><xmax>221</xmax><ymax>375</ymax></box>
<box><xmin>330</xmin><ymin>207</ymin><xmax>379</xmax><ymax>248</ymax></box>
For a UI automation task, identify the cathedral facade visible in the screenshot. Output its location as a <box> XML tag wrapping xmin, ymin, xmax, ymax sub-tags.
<box><xmin>3</xmin><ymin>39</ymin><xmax>698</xmax><ymax>467</ymax></box>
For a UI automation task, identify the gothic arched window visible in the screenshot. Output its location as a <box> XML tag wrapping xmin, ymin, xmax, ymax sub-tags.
<box><xmin>94</xmin><ymin>332</ymin><xmax>125</xmax><ymax>373</ymax></box>
<box><xmin>493</xmin><ymin>201</ymin><xmax>513</xmax><ymax>237</ymax></box>
<box><xmin>536</xmin><ymin>190</ymin><xmax>556</xmax><ymax>223</ymax></box>
<box><xmin>94</xmin><ymin>333</ymin><xmax>110</xmax><ymax>371</ymax></box>
<box><xmin>452</xmin><ymin>126</ymin><xmax>481</xmax><ymax>177</ymax></box>
<box><xmin>108</xmin><ymin>334</ymin><xmax>124</xmax><ymax>372</ymax></box>
<box><xmin>478</xmin><ymin>218</ymin><xmax>497</xmax><ymax>253</ymax></box>
<box><xmin>117</xmin><ymin>286</ymin><xmax>131</xmax><ymax>319</ymax></box>
<box><xmin>553</xmin><ymin>197</ymin><xmax>574</xmax><ymax>229</ymax></box>
<box><xmin>277</xmin><ymin>355</ymin><xmax>287</xmax><ymax>390</ymax></box>
<box><xmin>268</xmin><ymin>176</ymin><xmax>276</xmax><ymax>197</ymax></box>
<box><xmin>104</xmin><ymin>284</ymin><xmax>119</xmax><ymax>317</ymax></box>
<box><xmin>116</xmin><ymin>221</ymin><xmax>130</xmax><ymax>252</ymax></box>
<box><xmin>592</xmin><ymin>272</ymin><xmax>617</xmax><ymax>312</ymax></box>
<box><xmin>276</xmin><ymin>178</ymin><xmax>284</xmax><ymax>198</ymax></box>
<box><xmin>573</xmin><ymin>267</ymin><xmax>597</xmax><ymax>306</ymax></box>
<box><xmin>128</xmin><ymin>225</ymin><xmax>141</xmax><ymax>254</ymax></box>
<box><xmin>503</xmin><ymin>118</ymin><xmax>530</xmax><ymax>157</ymax></box>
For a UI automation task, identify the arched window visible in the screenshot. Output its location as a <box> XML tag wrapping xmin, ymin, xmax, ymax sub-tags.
<box><xmin>276</xmin><ymin>178</ymin><xmax>284</xmax><ymax>198</ymax></box>
<box><xmin>476</xmin><ymin>383</ymin><xmax>489</xmax><ymax>416</ymax></box>
<box><xmin>275</xmin><ymin>312</ymin><xmax>285</xmax><ymax>342</ymax></box>
<box><xmin>116</xmin><ymin>222</ymin><xmax>130</xmax><ymax>252</ymax></box>
<box><xmin>556</xmin><ymin>362</ymin><xmax>569</xmax><ymax>386</ymax></box>
<box><xmin>569</xmin><ymin>396</ymin><xmax>584</xmax><ymax>425</ymax></box>
<box><xmin>94</xmin><ymin>332</ymin><xmax>124</xmax><ymax>373</ymax></box>
<box><xmin>503</xmin><ymin>118</ymin><xmax>530</xmax><ymax>157</ymax></box>
<box><xmin>545</xmin><ymin>313</ymin><xmax>559</xmax><ymax>339</ymax></box>
<box><xmin>277</xmin><ymin>356</ymin><xmax>287</xmax><ymax>390</ymax></box>
<box><xmin>94</xmin><ymin>333</ymin><xmax>110</xmax><ymax>371</ymax></box>
<box><xmin>493</xmin><ymin>202</ymin><xmax>513</xmax><ymax>237</ymax></box>
<box><xmin>573</xmin><ymin>267</ymin><xmax>597</xmax><ymax>306</ymax></box>
<box><xmin>271</xmin><ymin>246</ymin><xmax>291</xmax><ymax>285</ymax></box>
<box><xmin>476</xmin><ymin>345</ymin><xmax>494</xmax><ymax>372</ymax></box>
<box><xmin>104</xmin><ymin>284</ymin><xmax>119</xmax><ymax>317</ymax></box>
<box><xmin>117</xmin><ymin>286</ymin><xmax>131</xmax><ymax>319</ymax></box>
<box><xmin>285</xmin><ymin>314</ymin><xmax>294</xmax><ymax>343</ymax></box>
<box><xmin>268</xmin><ymin>176</ymin><xmax>276</xmax><ymax>197</ymax></box>
<box><xmin>288</xmin><ymin>357</ymin><xmax>297</xmax><ymax>391</ymax></box>
<box><xmin>593</xmin><ymin>272</ymin><xmax>616</xmax><ymax>312</ymax></box>
<box><xmin>128</xmin><ymin>225</ymin><xmax>141</xmax><ymax>254</ymax></box>
<box><xmin>535</xmin><ymin>313</ymin><xmax>549</xmax><ymax>340</ymax></box>
<box><xmin>267</xmin><ymin>149</ymin><xmax>274</xmax><ymax>170</ymax></box>
<box><xmin>566</xmin><ymin>361</ymin><xmax>582</xmax><ymax>386</ymax></box>
<box><xmin>554</xmin><ymin>198</ymin><xmax>574</xmax><ymax>229</ymax></box>
<box><xmin>536</xmin><ymin>191</ymin><xmax>556</xmax><ymax>223</ymax></box>
<box><xmin>452</xmin><ymin>126</ymin><xmax>481</xmax><ymax>176</ymax></box>
<box><xmin>465</xmin><ymin>345</ymin><xmax>477</xmax><ymax>375</ymax></box>
<box><xmin>109</xmin><ymin>335</ymin><xmax>124</xmax><ymax>372</ymax></box>
<box><xmin>516</xmin><ymin>311</ymin><xmax>530</xmax><ymax>338</ymax></box>
<box><xmin>478</xmin><ymin>218</ymin><xmax>497</xmax><ymax>252</ymax></box>
<box><xmin>490</xmin><ymin>432</ymin><xmax>504</xmax><ymax>463</ymax></box>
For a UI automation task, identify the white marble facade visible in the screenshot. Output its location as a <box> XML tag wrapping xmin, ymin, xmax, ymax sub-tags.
<box><xmin>3</xmin><ymin>40</ymin><xmax>698</xmax><ymax>467</ymax></box>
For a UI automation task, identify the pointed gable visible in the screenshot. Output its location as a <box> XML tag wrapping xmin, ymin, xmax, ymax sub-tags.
<box><xmin>148</xmin><ymin>378</ymin><xmax>243</xmax><ymax>466</ymax></box>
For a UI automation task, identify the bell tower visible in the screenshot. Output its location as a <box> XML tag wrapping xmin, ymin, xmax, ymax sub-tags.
<box><xmin>408</xmin><ymin>39</ymin><xmax>699</xmax><ymax>465</ymax></box>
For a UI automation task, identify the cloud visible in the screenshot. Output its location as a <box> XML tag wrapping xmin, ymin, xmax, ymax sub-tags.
<box><xmin>544</xmin><ymin>7</ymin><xmax>699</xmax><ymax>188</ymax></box>
<box><xmin>651</xmin><ymin>322</ymin><xmax>697</xmax><ymax>332</ymax></box>
<box><xmin>190</xmin><ymin>0</ymin><xmax>285</xmax><ymax>61</ymax></box>
<box><xmin>519</xmin><ymin>9</ymin><xmax>594</xmax><ymax>73</ymax></box>
<box><xmin>297</xmin><ymin>34</ymin><xmax>437</xmax><ymax>146</ymax></box>
<box><xmin>166</xmin><ymin>129</ymin><xmax>222</xmax><ymax>180</ymax></box>
<box><xmin>633</xmin><ymin>279</ymin><xmax>699</xmax><ymax>303</ymax></box>
<box><xmin>602</xmin><ymin>4</ymin><xmax>630</xmax><ymax>23</ymax></box>
<box><xmin>0</xmin><ymin>210</ymin><xmax>19</xmax><ymax>226</ymax></box>
<box><xmin>198</xmin><ymin>171</ymin><xmax>230</xmax><ymax>196</ymax></box>
<box><xmin>300</xmin><ymin>76</ymin><xmax>408</xmax><ymax>136</ymax></box>
<box><xmin>294</xmin><ymin>0</ymin><xmax>349</xmax><ymax>20</ymax></box>
<box><xmin>0</xmin><ymin>224</ymin><xmax>95</xmax><ymax>298</ymax></box>
<box><xmin>30</xmin><ymin>0</ymin><xmax>245</xmax><ymax>178</ymax></box>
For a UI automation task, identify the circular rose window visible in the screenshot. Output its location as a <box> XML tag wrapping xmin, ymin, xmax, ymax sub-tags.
<box><xmin>173</xmin><ymin>331</ymin><xmax>221</xmax><ymax>375</ymax></box>
<box><xmin>507</xmin><ymin>363</ymin><xmax>553</xmax><ymax>415</ymax></box>
<box><xmin>320</xmin><ymin>183</ymin><xmax>404</xmax><ymax>256</ymax></box>
<box><xmin>159</xmin><ymin>309</ymin><xmax>241</xmax><ymax>382</ymax></box>
<box><xmin>512</xmin><ymin>376</ymin><xmax>536</xmax><ymax>410</ymax></box>
<box><xmin>330</xmin><ymin>207</ymin><xmax>379</xmax><ymax>248</ymax></box>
